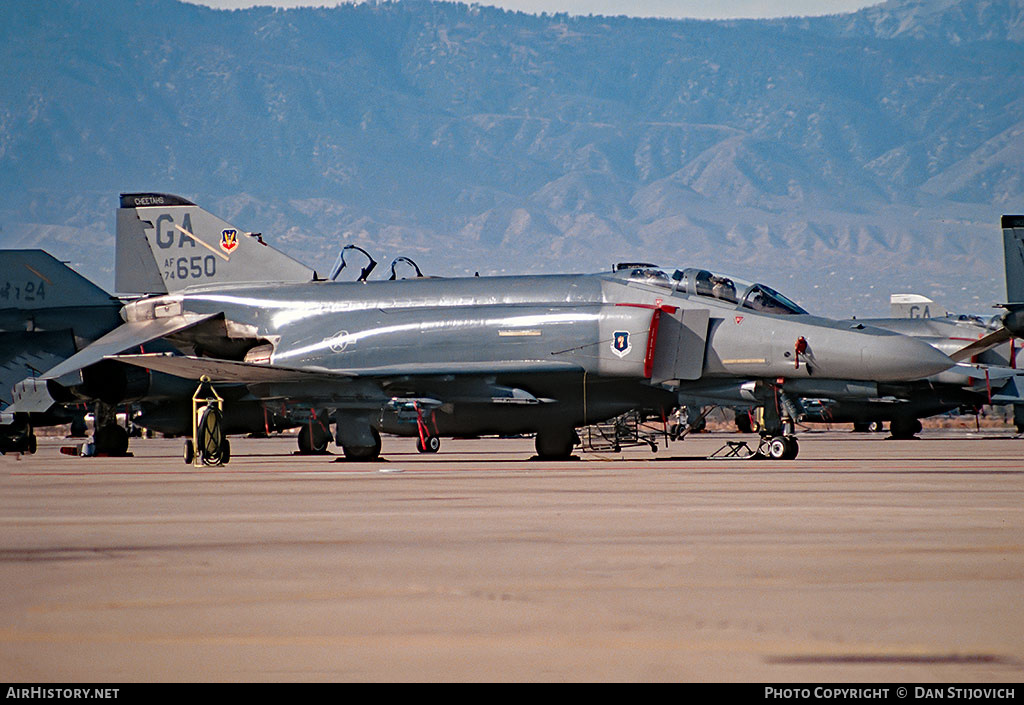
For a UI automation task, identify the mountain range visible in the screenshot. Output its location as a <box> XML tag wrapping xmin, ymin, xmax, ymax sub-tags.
<box><xmin>1</xmin><ymin>0</ymin><xmax>1022</xmax><ymax>317</ymax></box>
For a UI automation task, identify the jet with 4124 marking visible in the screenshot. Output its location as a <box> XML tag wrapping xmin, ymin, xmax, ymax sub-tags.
<box><xmin>7</xmin><ymin>193</ymin><xmax>955</xmax><ymax>461</ymax></box>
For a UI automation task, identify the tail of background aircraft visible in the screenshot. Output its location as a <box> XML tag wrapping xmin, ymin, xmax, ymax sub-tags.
<box><xmin>1003</xmin><ymin>215</ymin><xmax>1024</xmax><ymax>304</ymax></box>
<box><xmin>115</xmin><ymin>193</ymin><xmax>316</xmax><ymax>295</ymax></box>
<box><xmin>0</xmin><ymin>250</ymin><xmax>121</xmax><ymax>413</ymax></box>
<box><xmin>0</xmin><ymin>249</ymin><xmax>116</xmax><ymax>312</ymax></box>
<box><xmin>889</xmin><ymin>293</ymin><xmax>948</xmax><ymax>319</ymax></box>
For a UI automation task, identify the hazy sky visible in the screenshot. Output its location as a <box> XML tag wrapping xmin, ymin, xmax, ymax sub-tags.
<box><xmin>186</xmin><ymin>0</ymin><xmax>881</xmax><ymax>20</ymax></box>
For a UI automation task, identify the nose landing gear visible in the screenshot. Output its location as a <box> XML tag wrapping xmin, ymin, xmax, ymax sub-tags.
<box><xmin>759</xmin><ymin>434</ymin><xmax>799</xmax><ymax>460</ymax></box>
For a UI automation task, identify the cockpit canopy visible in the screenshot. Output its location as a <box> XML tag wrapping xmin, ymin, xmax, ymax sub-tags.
<box><xmin>613</xmin><ymin>264</ymin><xmax>807</xmax><ymax>315</ymax></box>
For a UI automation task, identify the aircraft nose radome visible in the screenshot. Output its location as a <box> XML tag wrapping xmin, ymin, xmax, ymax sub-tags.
<box><xmin>865</xmin><ymin>334</ymin><xmax>953</xmax><ymax>381</ymax></box>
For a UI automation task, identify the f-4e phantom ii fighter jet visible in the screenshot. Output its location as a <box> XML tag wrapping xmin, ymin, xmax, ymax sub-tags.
<box><xmin>6</xmin><ymin>193</ymin><xmax>955</xmax><ymax>461</ymax></box>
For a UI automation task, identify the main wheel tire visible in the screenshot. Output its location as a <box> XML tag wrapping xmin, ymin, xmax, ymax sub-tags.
<box><xmin>343</xmin><ymin>428</ymin><xmax>382</xmax><ymax>461</ymax></box>
<box><xmin>781</xmin><ymin>436</ymin><xmax>799</xmax><ymax>460</ymax></box>
<box><xmin>889</xmin><ymin>417</ymin><xmax>922</xmax><ymax>439</ymax></box>
<box><xmin>535</xmin><ymin>427</ymin><xmax>575</xmax><ymax>460</ymax></box>
<box><xmin>94</xmin><ymin>424</ymin><xmax>129</xmax><ymax>456</ymax></box>
<box><xmin>183</xmin><ymin>439</ymin><xmax>195</xmax><ymax>465</ymax></box>
<box><xmin>17</xmin><ymin>432</ymin><xmax>37</xmax><ymax>455</ymax></box>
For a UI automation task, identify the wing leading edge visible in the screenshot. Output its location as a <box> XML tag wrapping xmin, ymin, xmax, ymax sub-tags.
<box><xmin>109</xmin><ymin>352</ymin><xmax>584</xmax><ymax>385</ymax></box>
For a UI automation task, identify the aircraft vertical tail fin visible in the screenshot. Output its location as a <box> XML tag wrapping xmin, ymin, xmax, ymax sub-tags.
<box><xmin>0</xmin><ymin>250</ymin><xmax>116</xmax><ymax>311</ymax></box>
<box><xmin>888</xmin><ymin>294</ymin><xmax>947</xmax><ymax>319</ymax></box>
<box><xmin>1003</xmin><ymin>215</ymin><xmax>1024</xmax><ymax>304</ymax></box>
<box><xmin>116</xmin><ymin>193</ymin><xmax>315</xmax><ymax>295</ymax></box>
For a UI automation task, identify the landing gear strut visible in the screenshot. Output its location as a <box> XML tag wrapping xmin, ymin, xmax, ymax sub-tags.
<box><xmin>752</xmin><ymin>386</ymin><xmax>800</xmax><ymax>460</ymax></box>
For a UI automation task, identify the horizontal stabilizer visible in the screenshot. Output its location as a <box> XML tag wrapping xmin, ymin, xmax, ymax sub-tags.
<box><xmin>42</xmin><ymin>313</ymin><xmax>221</xmax><ymax>388</ymax></box>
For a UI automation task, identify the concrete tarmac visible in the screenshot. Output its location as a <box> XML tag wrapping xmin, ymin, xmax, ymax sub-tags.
<box><xmin>1</xmin><ymin>429</ymin><xmax>1022</xmax><ymax>682</ymax></box>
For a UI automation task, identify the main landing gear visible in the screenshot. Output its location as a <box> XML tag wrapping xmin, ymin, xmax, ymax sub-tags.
<box><xmin>888</xmin><ymin>417</ymin><xmax>922</xmax><ymax>440</ymax></box>
<box><xmin>340</xmin><ymin>427</ymin><xmax>382</xmax><ymax>461</ymax></box>
<box><xmin>534</xmin><ymin>427</ymin><xmax>578</xmax><ymax>460</ymax></box>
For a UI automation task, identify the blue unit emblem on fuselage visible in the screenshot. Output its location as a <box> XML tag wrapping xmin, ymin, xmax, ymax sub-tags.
<box><xmin>611</xmin><ymin>330</ymin><xmax>631</xmax><ymax>358</ymax></box>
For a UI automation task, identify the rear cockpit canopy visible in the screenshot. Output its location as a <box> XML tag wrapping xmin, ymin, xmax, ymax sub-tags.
<box><xmin>613</xmin><ymin>264</ymin><xmax>807</xmax><ymax>315</ymax></box>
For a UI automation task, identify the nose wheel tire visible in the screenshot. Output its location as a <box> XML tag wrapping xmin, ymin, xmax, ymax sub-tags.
<box><xmin>761</xmin><ymin>435</ymin><xmax>799</xmax><ymax>460</ymax></box>
<box><xmin>768</xmin><ymin>437</ymin><xmax>788</xmax><ymax>460</ymax></box>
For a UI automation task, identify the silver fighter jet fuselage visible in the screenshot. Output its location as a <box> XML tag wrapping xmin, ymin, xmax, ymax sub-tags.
<box><xmin>7</xmin><ymin>194</ymin><xmax>955</xmax><ymax>460</ymax></box>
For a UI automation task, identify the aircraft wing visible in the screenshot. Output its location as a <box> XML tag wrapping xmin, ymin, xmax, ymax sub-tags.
<box><xmin>109</xmin><ymin>353</ymin><xmax>347</xmax><ymax>384</ymax></box>
<box><xmin>109</xmin><ymin>353</ymin><xmax>584</xmax><ymax>385</ymax></box>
